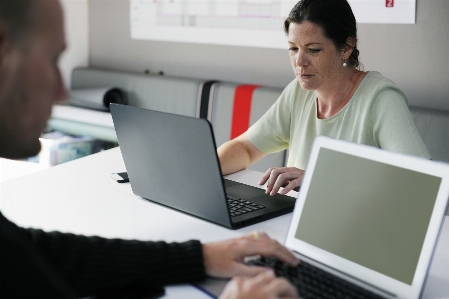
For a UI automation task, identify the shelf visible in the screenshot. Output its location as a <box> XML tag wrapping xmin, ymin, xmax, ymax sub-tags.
<box><xmin>49</xmin><ymin>105</ymin><xmax>117</xmax><ymax>142</ymax></box>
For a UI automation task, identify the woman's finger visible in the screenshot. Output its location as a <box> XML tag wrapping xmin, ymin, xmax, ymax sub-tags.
<box><xmin>269</xmin><ymin>170</ymin><xmax>303</xmax><ymax>195</ymax></box>
<box><xmin>259</xmin><ymin>167</ymin><xmax>278</xmax><ymax>186</ymax></box>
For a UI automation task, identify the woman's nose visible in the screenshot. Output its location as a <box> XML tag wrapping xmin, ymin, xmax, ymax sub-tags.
<box><xmin>296</xmin><ymin>51</ymin><xmax>306</xmax><ymax>67</ymax></box>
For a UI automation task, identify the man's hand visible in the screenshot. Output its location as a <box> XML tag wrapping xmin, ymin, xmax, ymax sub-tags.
<box><xmin>259</xmin><ymin>167</ymin><xmax>305</xmax><ymax>196</ymax></box>
<box><xmin>202</xmin><ymin>232</ymin><xmax>299</xmax><ymax>278</ymax></box>
<box><xmin>219</xmin><ymin>270</ymin><xmax>298</xmax><ymax>299</ymax></box>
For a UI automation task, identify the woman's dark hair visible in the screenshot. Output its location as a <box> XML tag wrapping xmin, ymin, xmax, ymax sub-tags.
<box><xmin>284</xmin><ymin>0</ymin><xmax>360</xmax><ymax>68</ymax></box>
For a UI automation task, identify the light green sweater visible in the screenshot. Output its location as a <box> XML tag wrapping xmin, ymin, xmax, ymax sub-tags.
<box><xmin>248</xmin><ymin>71</ymin><xmax>431</xmax><ymax>169</ymax></box>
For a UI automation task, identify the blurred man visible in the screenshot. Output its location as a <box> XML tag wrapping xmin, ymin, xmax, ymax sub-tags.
<box><xmin>0</xmin><ymin>0</ymin><xmax>298</xmax><ymax>298</ymax></box>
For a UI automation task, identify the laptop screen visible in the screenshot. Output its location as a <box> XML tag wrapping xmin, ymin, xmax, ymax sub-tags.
<box><xmin>294</xmin><ymin>147</ymin><xmax>442</xmax><ymax>285</ymax></box>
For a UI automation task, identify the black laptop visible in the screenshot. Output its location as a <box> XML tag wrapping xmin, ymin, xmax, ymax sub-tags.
<box><xmin>110</xmin><ymin>104</ymin><xmax>296</xmax><ymax>229</ymax></box>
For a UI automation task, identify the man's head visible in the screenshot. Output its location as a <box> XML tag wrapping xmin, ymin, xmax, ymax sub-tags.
<box><xmin>0</xmin><ymin>0</ymin><xmax>67</xmax><ymax>159</ymax></box>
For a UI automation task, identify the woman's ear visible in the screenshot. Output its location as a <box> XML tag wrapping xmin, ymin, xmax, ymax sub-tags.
<box><xmin>342</xmin><ymin>36</ymin><xmax>356</xmax><ymax>60</ymax></box>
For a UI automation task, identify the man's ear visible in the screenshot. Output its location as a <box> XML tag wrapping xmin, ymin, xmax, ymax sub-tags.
<box><xmin>0</xmin><ymin>22</ymin><xmax>12</xmax><ymax>68</ymax></box>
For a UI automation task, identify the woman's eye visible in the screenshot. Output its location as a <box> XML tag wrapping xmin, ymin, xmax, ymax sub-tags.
<box><xmin>309</xmin><ymin>48</ymin><xmax>321</xmax><ymax>53</ymax></box>
<box><xmin>289</xmin><ymin>47</ymin><xmax>298</xmax><ymax>52</ymax></box>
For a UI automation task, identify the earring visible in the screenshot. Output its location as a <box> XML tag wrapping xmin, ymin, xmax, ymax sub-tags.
<box><xmin>343</xmin><ymin>60</ymin><xmax>347</xmax><ymax>67</ymax></box>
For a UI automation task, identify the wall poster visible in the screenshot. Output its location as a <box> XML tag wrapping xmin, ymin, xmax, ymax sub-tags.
<box><xmin>130</xmin><ymin>0</ymin><xmax>416</xmax><ymax>49</ymax></box>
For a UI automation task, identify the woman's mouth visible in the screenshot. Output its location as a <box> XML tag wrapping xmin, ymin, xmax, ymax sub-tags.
<box><xmin>300</xmin><ymin>74</ymin><xmax>313</xmax><ymax>80</ymax></box>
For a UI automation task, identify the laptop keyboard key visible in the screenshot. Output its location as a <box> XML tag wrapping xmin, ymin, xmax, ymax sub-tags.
<box><xmin>226</xmin><ymin>195</ymin><xmax>265</xmax><ymax>217</ymax></box>
<box><xmin>245</xmin><ymin>257</ymin><xmax>386</xmax><ymax>299</ymax></box>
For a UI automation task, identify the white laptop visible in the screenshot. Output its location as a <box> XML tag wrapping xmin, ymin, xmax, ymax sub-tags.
<box><xmin>281</xmin><ymin>136</ymin><xmax>449</xmax><ymax>298</ymax></box>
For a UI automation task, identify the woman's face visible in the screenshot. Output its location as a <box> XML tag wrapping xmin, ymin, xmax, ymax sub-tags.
<box><xmin>288</xmin><ymin>21</ymin><xmax>346</xmax><ymax>92</ymax></box>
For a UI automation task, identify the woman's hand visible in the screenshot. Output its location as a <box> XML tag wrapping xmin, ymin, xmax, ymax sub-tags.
<box><xmin>202</xmin><ymin>232</ymin><xmax>299</xmax><ymax>278</ymax></box>
<box><xmin>219</xmin><ymin>270</ymin><xmax>298</xmax><ymax>299</ymax></box>
<box><xmin>259</xmin><ymin>167</ymin><xmax>305</xmax><ymax>196</ymax></box>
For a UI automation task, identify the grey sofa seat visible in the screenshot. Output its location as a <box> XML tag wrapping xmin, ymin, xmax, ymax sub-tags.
<box><xmin>53</xmin><ymin>68</ymin><xmax>449</xmax><ymax>170</ymax></box>
<box><xmin>409</xmin><ymin>105</ymin><xmax>449</xmax><ymax>163</ymax></box>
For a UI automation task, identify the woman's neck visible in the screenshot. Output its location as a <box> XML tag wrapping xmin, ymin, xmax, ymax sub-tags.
<box><xmin>316</xmin><ymin>68</ymin><xmax>367</xmax><ymax>119</ymax></box>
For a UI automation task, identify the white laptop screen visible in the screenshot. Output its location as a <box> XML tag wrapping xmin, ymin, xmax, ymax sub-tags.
<box><xmin>294</xmin><ymin>147</ymin><xmax>441</xmax><ymax>285</ymax></box>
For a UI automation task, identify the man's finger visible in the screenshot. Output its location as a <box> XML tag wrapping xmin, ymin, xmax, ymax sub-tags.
<box><xmin>243</xmin><ymin>231</ymin><xmax>269</xmax><ymax>241</ymax></box>
<box><xmin>251</xmin><ymin>269</ymin><xmax>276</xmax><ymax>282</ymax></box>
<box><xmin>228</xmin><ymin>263</ymin><xmax>269</xmax><ymax>277</ymax></box>
<box><xmin>265</xmin><ymin>277</ymin><xmax>298</xmax><ymax>298</ymax></box>
<box><xmin>239</xmin><ymin>238</ymin><xmax>299</xmax><ymax>267</ymax></box>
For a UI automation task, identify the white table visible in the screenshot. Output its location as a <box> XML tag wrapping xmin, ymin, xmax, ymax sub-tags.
<box><xmin>0</xmin><ymin>158</ymin><xmax>48</xmax><ymax>183</ymax></box>
<box><xmin>1</xmin><ymin>148</ymin><xmax>448</xmax><ymax>298</ymax></box>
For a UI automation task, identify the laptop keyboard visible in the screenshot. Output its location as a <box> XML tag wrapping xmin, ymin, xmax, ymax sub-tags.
<box><xmin>246</xmin><ymin>257</ymin><xmax>386</xmax><ymax>299</ymax></box>
<box><xmin>227</xmin><ymin>194</ymin><xmax>266</xmax><ymax>217</ymax></box>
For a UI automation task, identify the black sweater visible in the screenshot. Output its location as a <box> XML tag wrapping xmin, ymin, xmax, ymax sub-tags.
<box><xmin>0</xmin><ymin>212</ymin><xmax>206</xmax><ymax>298</ymax></box>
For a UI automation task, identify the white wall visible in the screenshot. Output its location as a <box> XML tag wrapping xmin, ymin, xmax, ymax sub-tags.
<box><xmin>59</xmin><ymin>0</ymin><xmax>89</xmax><ymax>88</ymax></box>
<box><xmin>87</xmin><ymin>0</ymin><xmax>449</xmax><ymax>111</ymax></box>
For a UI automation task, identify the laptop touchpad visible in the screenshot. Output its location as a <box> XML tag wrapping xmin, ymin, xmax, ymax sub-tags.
<box><xmin>226</xmin><ymin>184</ymin><xmax>266</xmax><ymax>200</ymax></box>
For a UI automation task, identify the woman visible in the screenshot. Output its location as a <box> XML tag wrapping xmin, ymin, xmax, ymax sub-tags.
<box><xmin>218</xmin><ymin>0</ymin><xmax>430</xmax><ymax>196</ymax></box>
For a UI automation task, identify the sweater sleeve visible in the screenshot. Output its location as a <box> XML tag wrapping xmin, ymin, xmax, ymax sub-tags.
<box><xmin>247</xmin><ymin>79</ymin><xmax>296</xmax><ymax>153</ymax></box>
<box><xmin>370</xmin><ymin>84</ymin><xmax>431</xmax><ymax>159</ymax></box>
<box><xmin>1</xmin><ymin>212</ymin><xmax>206</xmax><ymax>298</ymax></box>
